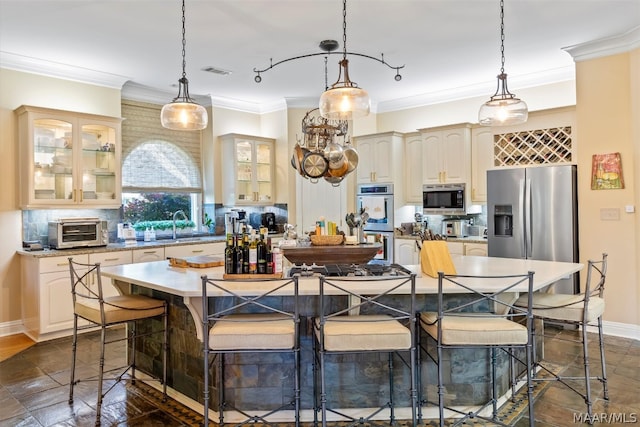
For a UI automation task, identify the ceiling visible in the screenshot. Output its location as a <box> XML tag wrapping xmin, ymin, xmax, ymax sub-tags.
<box><xmin>1</xmin><ymin>0</ymin><xmax>639</xmax><ymax>113</ymax></box>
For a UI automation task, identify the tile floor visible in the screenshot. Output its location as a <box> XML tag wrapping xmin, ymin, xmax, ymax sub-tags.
<box><xmin>0</xmin><ymin>326</ymin><xmax>638</xmax><ymax>426</ymax></box>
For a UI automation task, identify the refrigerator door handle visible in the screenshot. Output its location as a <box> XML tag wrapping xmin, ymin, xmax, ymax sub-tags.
<box><xmin>519</xmin><ymin>178</ymin><xmax>526</xmax><ymax>258</ymax></box>
<box><xmin>525</xmin><ymin>178</ymin><xmax>532</xmax><ymax>257</ymax></box>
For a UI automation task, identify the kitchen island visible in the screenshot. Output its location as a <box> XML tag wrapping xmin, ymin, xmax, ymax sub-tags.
<box><xmin>101</xmin><ymin>256</ymin><xmax>582</xmax><ymax>423</ymax></box>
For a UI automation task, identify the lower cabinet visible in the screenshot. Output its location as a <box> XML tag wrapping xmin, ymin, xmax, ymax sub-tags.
<box><xmin>132</xmin><ymin>247</ymin><xmax>165</xmax><ymax>263</ymax></box>
<box><xmin>447</xmin><ymin>241</ymin><xmax>464</xmax><ymax>255</ymax></box>
<box><xmin>22</xmin><ymin>254</ymin><xmax>89</xmax><ymax>341</ymax></box>
<box><xmin>164</xmin><ymin>242</ymin><xmax>225</xmax><ymax>258</ymax></box>
<box><xmin>464</xmin><ymin>242</ymin><xmax>488</xmax><ymax>256</ymax></box>
<box><xmin>89</xmin><ymin>250</ymin><xmax>133</xmax><ymax>297</ymax></box>
<box><xmin>394</xmin><ymin>238</ymin><xmax>421</xmax><ymax>265</ymax></box>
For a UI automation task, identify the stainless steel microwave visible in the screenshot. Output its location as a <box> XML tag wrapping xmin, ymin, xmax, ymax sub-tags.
<box><xmin>48</xmin><ymin>218</ymin><xmax>108</xmax><ymax>249</ymax></box>
<box><xmin>422</xmin><ymin>183</ymin><xmax>466</xmax><ymax>214</ymax></box>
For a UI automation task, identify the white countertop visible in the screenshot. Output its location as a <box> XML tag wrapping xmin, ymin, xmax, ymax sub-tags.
<box><xmin>101</xmin><ymin>255</ymin><xmax>582</xmax><ymax>297</ymax></box>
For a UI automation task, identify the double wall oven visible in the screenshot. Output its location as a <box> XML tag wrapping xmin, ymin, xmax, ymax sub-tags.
<box><xmin>356</xmin><ymin>183</ymin><xmax>394</xmax><ymax>264</ymax></box>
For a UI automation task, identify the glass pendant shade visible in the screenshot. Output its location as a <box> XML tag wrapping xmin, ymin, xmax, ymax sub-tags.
<box><xmin>161</xmin><ymin>102</ymin><xmax>208</xmax><ymax>130</ymax></box>
<box><xmin>319</xmin><ymin>59</ymin><xmax>370</xmax><ymax>120</ymax></box>
<box><xmin>478</xmin><ymin>73</ymin><xmax>528</xmax><ymax>126</ymax></box>
<box><xmin>161</xmin><ymin>77</ymin><xmax>208</xmax><ymax>131</ymax></box>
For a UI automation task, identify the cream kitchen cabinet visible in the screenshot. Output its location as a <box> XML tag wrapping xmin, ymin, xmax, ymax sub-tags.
<box><xmin>464</xmin><ymin>242</ymin><xmax>488</xmax><ymax>256</ymax></box>
<box><xmin>404</xmin><ymin>132</ymin><xmax>423</xmax><ymax>204</ymax></box>
<box><xmin>470</xmin><ymin>126</ymin><xmax>495</xmax><ymax>203</ymax></box>
<box><xmin>164</xmin><ymin>242</ymin><xmax>225</xmax><ymax>259</ymax></box>
<box><xmin>89</xmin><ymin>250</ymin><xmax>133</xmax><ymax>297</ymax></box>
<box><xmin>354</xmin><ymin>132</ymin><xmax>404</xmax><ymax>184</ymax></box>
<box><xmin>132</xmin><ymin>247</ymin><xmax>166</xmax><ymax>263</ymax></box>
<box><xmin>446</xmin><ymin>241</ymin><xmax>464</xmax><ymax>255</ymax></box>
<box><xmin>22</xmin><ymin>253</ymin><xmax>89</xmax><ymax>341</ymax></box>
<box><xmin>419</xmin><ymin>124</ymin><xmax>471</xmax><ymax>185</ymax></box>
<box><xmin>394</xmin><ymin>238</ymin><xmax>421</xmax><ymax>265</ymax></box>
<box><xmin>220</xmin><ymin>133</ymin><xmax>275</xmax><ymax>206</ymax></box>
<box><xmin>16</xmin><ymin>105</ymin><xmax>122</xmax><ymax>209</ymax></box>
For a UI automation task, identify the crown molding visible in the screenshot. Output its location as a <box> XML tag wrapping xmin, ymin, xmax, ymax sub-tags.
<box><xmin>563</xmin><ymin>26</ymin><xmax>640</xmax><ymax>62</ymax></box>
<box><xmin>0</xmin><ymin>51</ymin><xmax>130</xmax><ymax>89</ymax></box>
<box><xmin>377</xmin><ymin>66</ymin><xmax>575</xmax><ymax>113</ymax></box>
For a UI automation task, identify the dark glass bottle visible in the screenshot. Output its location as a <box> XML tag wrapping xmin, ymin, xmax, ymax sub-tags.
<box><xmin>224</xmin><ymin>233</ymin><xmax>234</xmax><ymax>274</ymax></box>
<box><xmin>242</xmin><ymin>233</ymin><xmax>250</xmax><ymax>274</ymax></box>
<box><xmin>232</xmin><ymin>234</ymin><xmax>243</xmax><ymax>274</ymax></box>
<box><xmin>257</xmin><ymin>232</ymin><xmax>267</xmax><ymax>274</ymax></box>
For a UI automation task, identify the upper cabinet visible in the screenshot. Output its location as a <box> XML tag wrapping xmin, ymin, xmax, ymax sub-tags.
<box><xmin>16</xmin><ymin>105</ymin><xmax>122</xmax><ymax>209</ymax></box>
<box><xmin>419</xmin><ymin>124</ymin><xmax>471</xmax><ymax>185</ymax></box>
<box><xmin>403</xmin><ymin>132</ymin><xmax>423</xmax><ymax>204</ymax></box>
<box><xmin>470</xmin><ymin>126</ymin><xmax>495</xmax><ymax>203</ymax></box>
<box><xmin>354</xmin><ymin>132</ymin><xmax>404</xmax><ymax>184</ymax></box>
<box><xmin>220</xmin><ymin>133</ymin><xmax>275</xmax><ymax>206</ymax></box>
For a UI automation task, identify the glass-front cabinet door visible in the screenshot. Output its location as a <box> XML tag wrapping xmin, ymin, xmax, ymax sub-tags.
<box><xmin>220</xmin><ymin>133</ymin><xmax>275</xmax><ymax>206</ymax></box>
<box><xmin>17</xmin><ymin>105</ymin><xmax>122</xmax><ymax>208</ymax></box>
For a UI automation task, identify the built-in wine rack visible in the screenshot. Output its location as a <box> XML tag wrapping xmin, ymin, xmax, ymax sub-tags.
<box><xmin>494</xmin><ymin>126</ymin><xmax>572</xmax><ymax>166</ymax></box>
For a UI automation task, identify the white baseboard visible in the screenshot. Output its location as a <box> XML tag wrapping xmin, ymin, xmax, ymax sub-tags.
<box><xmin>587</xmin><ymin>320</ymin><xmax>640</xmax><ymax>341</ymax></box>
<box><xmin>0</xmin><ymin>320</ymin><xmax>24</xmax><ymax>338</ymax></box>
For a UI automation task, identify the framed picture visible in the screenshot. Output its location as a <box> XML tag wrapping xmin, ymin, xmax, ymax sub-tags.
<box><xmin>591</xmin><ymin>152</ymin><xmax>624</xmax><ymax>190</ymax></box>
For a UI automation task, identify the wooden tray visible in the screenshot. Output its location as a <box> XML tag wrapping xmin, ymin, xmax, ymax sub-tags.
<box><xmin>281</xmin><ymin>243</ymin><xmax>382</xmax><ymax>265</ymax></box>
<box><xmin>222</xmin><ymin>273</ymin><xmax>283</xmax><ymax>279</ymax></box>
<box><xmin>168</xmin><ymin>255</ymin><xmax>225</xmax><ymax>268</ymax></box>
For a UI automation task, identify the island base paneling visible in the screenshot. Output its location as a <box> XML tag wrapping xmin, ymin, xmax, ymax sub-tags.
<box><xmin>124</xmin><ymin>283</ymin><xmax>534</xmax><ymax>420</ymax></box>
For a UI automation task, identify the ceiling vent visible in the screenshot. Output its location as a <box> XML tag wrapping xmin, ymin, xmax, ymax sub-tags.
<box><xmin>202</xmin><ymin>66</ymin><xmax>232</xmax><ymax>76</ymax></box>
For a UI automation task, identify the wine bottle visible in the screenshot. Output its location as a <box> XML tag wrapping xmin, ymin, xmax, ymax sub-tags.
<box><xmin>242</xmin><ymin>233</ymin><xmax>250</xmax><ymax>274</ymax></box>
<box><xmin>257</xmin><ymin>232</ymin><xmax>267</xmax><ymax>274</ymax></box>
<box><xmin>249</xmin><ymin>230</ymin><xmax>258</xmax><ymax>274</ymax></box>
<box><xmin>225</xmin><ymin>233</ymin><xmax>234</xmax><ymax>274</ymax></box>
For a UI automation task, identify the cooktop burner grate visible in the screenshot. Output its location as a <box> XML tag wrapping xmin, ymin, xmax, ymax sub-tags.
<box><xmin>288</xmin><ymin>263</ymin><xmax>411</xmax><ymax>277</ymax></box>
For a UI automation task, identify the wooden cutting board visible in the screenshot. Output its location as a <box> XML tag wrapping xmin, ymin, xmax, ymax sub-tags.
<box><xmin>168</xmin><ymin>255</ymin><xmax>225</xmax><ymax>268</ymax></box>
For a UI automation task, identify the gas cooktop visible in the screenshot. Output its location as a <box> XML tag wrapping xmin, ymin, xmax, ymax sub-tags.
<box><xmin>288</xmin><ymin>263</ymin><xmax>412</xmax><ymax>278</ymax></box>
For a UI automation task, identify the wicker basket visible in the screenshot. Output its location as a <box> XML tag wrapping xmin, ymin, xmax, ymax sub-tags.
<box><xmin>310</xmin><ymin>234</ymin><xmax>344</xmax><ymax>246</ymax></box>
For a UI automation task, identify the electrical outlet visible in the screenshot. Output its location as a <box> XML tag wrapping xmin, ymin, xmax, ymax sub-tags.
<box><xmin>600</xmin><ymin>208</ymin><xmax>620</xmax><ymax>221</ymax></box>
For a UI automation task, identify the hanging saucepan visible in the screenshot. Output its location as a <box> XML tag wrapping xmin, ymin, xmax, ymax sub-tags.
<box><xmin>327</xmin><ymin>158</ymin><xmax>349</xmax><ymax>178</ymax></box>
<box><xmin>343</xmin><ymin>144</ymin><xmax>359</xmax><ymax>173</ymax></box>
<box><xmin>325</xmin><ymin>140</ymin><xmax>345</xmax><ymax>170</ymax></box>
<box><xmin>323</xmin><ymin>174</ymin><xmax>344</xmax><ymax>187</ymax></box>
<box><xmin>302</xmin><ymin>150</ymin><xmax>328</xmax><ymax>179</ymax></box>
<box><xmin>294</xmin><ymin>143</ymin><xmax>309</xmax><ymax>178</ymax></box>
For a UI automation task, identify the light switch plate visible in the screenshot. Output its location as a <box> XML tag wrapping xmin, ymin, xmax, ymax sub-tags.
<box><xmin>625</xmin><ymin>205</ymin><xmax>635</xmax><ymax>213</ymax></box>
<box><xmin>600</xmin><ymin>208</ymin><xmax>620</xmax><ymax>221</ymax></box>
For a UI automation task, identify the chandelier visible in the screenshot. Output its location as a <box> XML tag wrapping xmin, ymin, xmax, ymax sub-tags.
<box><xmin>478</xmin><ymin>0</ymin><xmax>528</xmax><ymax>126</ymax></box>
<box><xmin>253</xmin><ymin>0</ymin><xmax>404</xmax><ymax>119</ymax></box>
<box><xmin>160</xmin><ymin>0</ymin><xmax>208</xmax><ymax>131</ymax></box>
<box><xmin>291</xmin><ymin>107</ymin><xmax>358</xmax><ymax>186</ymax></box>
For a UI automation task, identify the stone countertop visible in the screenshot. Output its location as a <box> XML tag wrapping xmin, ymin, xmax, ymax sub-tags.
<box><xmin>395</xmin><ymin>234</ymin><xmax>487</xmax><ymax>244</ymax></box>
<box><xmin>16</xmin><ymin>234</ymin><xmax>281</xmax><ymax>258</ymax></box>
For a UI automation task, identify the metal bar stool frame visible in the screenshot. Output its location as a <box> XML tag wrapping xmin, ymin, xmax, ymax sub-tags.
<box><xmin>417</xmin><ymin>271</ymin><xmax>535</xmax><ymax>427</ymax></box>
<box><xmin>514</xmin><ymin>253</ymin><xmax>608</xmax><ymax>424</ymax></box>
<box><xmin>68</xmin><ymin>257</ymin><xmax>168</xmax><ymax>426</ymax></box>
<box><xmin>313</xmin><ymin>274</ymin><xmax>418</xmax><ymax>427</ymax></box>
<box><xmin>201</xmin><ymin>275</ymin><xmax>301</xmax><ymax>427</ymax></box>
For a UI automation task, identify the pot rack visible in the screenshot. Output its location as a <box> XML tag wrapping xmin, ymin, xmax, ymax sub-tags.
<box><xmin>291</xmin><ymin>107</ymin><xmax>358</xmax><ymax>186</ymax></box>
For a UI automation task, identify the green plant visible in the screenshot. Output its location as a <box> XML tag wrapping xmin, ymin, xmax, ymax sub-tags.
<box><xmin>131</xmin><ymin>220</ymin><xmax>195</xmax><ymax>232</ymax></box>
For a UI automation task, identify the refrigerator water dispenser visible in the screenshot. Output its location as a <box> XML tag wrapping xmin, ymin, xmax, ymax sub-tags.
<box><xmin>494</xmin><ymin>205</ymin><xmax>513</xmax><ymax>236</ymax></box>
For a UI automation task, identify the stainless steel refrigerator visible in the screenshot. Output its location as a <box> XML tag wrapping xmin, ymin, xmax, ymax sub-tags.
<box><xmin>487</xmin><ymin>164</ymin><xmax>579</xmax><ymax>294</ymax></box>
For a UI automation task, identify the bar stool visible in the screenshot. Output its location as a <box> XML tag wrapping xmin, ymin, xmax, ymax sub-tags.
<box><xmin>514</xmin><ymin>253</ymin><xmax>608</xmax><ymax>423</ymax></box>
<box><xmin>68</xmin><ymin>257</ymin><xmax>168</xmax><ymax>426</ymax></box>
<box><xmin>313</xmin><ymin>274</ymin><xmax>417</xmax><ymax>427</ymax></box>
<box><xmin>417</xmin><ymin>271</ymin><xmax>535</xmax><ymax>427</ymax></box>
<box><xmin>201</xmin><ymin>276</ymin><xmax>300</xmax><ymax>427</ymax></box>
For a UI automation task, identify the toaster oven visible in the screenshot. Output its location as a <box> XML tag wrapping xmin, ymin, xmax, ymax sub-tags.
<box><xmin>48</xmin><ymin>218</ymin><xmax>108</xmax><ymax>249</ymax></box>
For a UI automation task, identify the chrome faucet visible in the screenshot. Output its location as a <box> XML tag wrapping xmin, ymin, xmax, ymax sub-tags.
<box><xmin>172</xmin><ymin>210</ymin><xmax>188</xmax><ymax>240</ymax></box>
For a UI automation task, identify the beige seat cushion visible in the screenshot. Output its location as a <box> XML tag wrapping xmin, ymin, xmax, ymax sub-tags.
<box><xmin>515</xmin><ymin>293</ymin><xmax>605</xmax><ymax>323</ymax></box>
<box><xmin>420</xmin><ymin>312</ymin><xmax>528</xmax><ymax>346</ymax></box>
<box><xmin>315</xmin><ymin>314</ymin><xmax>411</xmax><ymax>351</ymax></box>
<box><xmin>209</xmin><ymin>313</ymin><xmax>295</xmax><ymax>350</ymax></box>
<box><xmin>75</xmin><ymin>295</ymin><xmax>165</xmax><ymax>325</ymax></box>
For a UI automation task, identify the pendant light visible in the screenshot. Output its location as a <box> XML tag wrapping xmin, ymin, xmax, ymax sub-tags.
<box><xmin>478</xmin><ymin>0</ymin><xmax>528</xmax><ymax>126</ymax></box>
<box><xmin>161</xmin><ymin>0</ymin><xmax>208</xmax><ymax>131</ymax></box>
<box><xmin>319</xmin><ymin>0</ymin><xmax>370</xmax><ymax>120</ymax></box>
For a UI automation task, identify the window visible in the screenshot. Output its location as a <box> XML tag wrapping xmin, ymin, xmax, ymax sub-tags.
<box><xmin>121</xmin><ymin>99</ymin><xmax>203</xmax><ymax>231</ymax></box>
